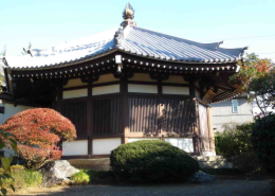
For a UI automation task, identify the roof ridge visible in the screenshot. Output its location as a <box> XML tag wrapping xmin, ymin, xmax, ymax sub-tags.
<box><xmin>114</xmin><ymin>25</ymin><xmax>132</xmax><ymax>49</ymax></box>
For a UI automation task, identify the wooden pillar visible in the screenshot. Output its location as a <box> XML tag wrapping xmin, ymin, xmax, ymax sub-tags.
<box><xmin>188</xmin><ymin>78</ymin><xmax>201</xmax><ymax>154</ymax></box>
<box><xmin>193</xmin><ymin>98</ymin><xmax>202</xmax><ymax>155</ymax></box>
<box><xmin>120</xmin><ymin>77</ymin><xmax>129</xmax><ymax>144</ymax></box>
<box><xmin>189</xmin><ymin>78</ymin><xmax>196</xmax><ymax>98</ymax></box>
<box><xmin>87</xmin><ymin>81</ymin><xmax>93</xmax><ymax>157</ymax></box>
<box><xmin>207</xmin><ymin>106</ymin><xmax>216</xmax><ymax>154</ymax></box>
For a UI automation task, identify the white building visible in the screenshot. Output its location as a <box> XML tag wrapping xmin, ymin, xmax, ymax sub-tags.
<box><xmin>210</xmin><ymin>96</ymin><xmax>254</xmax><ymax>132</ymax></box>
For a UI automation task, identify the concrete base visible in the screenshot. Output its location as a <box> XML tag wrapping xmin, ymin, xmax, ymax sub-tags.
<box><xmin>67</xmin><ymin>155</ymin><xmax>233</xmax><ymax>172</ymax></box>
<box><xmin>68</xmin><ymin>158</ymin><xmax>110</xmax><ymax>171</ymax></box>
<box><xmin>194</xmin><ymin>155</ymin><xmax>233</xmax><ymax>169</ymax></box>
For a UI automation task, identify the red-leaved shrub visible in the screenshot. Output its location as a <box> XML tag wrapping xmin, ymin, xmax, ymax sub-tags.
<box><xmin>0</xmin><ymin>108</ymin><xmax>76</xmax><ymax>169</ymax></box>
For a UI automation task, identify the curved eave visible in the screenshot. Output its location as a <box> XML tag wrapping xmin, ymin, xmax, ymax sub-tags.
<box><xmin>118</xmin><ymin>49</ymin><xmax>241</xmax><ymax>66</ymax></box>
<box><xmin>7</xmin><ymin>48</ymin><xmax>241</xmax><ymax>72</ymax></box>
<box><xmin>5</xmin><ymin>48</ymin><xmax>119</xmax><ymax>71</ymax></box>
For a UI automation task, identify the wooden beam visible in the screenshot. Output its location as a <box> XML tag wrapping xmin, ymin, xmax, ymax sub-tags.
<box><xmin>120</xmin><ymin>77</ymin><xmax>129</xmax><ymax>144</ymax></box>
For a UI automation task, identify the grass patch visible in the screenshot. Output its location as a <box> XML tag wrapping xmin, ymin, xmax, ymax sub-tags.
<box><xmin>71</xmin><ymin>170</ymin><xmax>90</xmax><ymax>185</ymax></box>
<box><xmin>0</xmin><ymin>164</ymin><xmax>43</xmax><ymax>194</ymax></box>
<box><xmin>10</xmin><ymin>165</ymin><xmax>43</xmax><ymax>189</ymax></box>
<box><xmin>85</xmin><ymin>170</ymin><xmax>114</xmax><ymax>184</ymax></box>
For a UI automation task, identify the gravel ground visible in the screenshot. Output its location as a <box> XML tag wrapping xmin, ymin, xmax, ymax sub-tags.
<box><xmin>18</xmin><ymin>179</ymin><xmax>272</xmax><ymax>196</ymax></box>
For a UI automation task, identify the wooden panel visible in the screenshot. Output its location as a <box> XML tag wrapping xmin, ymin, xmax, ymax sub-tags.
<box><xmin>160</xmin><ymin>97</ymin><xmax>195</xmax><ymax>136</ymax></box>
<box><xmin>64</xmin><ymin>78</ymin><xmax>87</xmax><ymax>88</ymax></box>
<box><xmin>93</xmin><ymin>74</ymin><xmax>119</xmax><ymax>84</ymax></box>
<box><xmin>164</xmin><ymin>75</ymin><xmax>189</xmax><ymax>84</ymax></box>
<box><xmin>128</xmin><ymin>95</ymin><xmax>196</xmax><ymax>137</ymax></box>
<box><xmin>92</xmin><ymin>95</ymin><xmax>120</xmax><ymax>137</ymax></box>
<box><xmin>128</xmin><ymin>95</ymin><xmax>159</xmax><ymax>135</ymax></box>
<box><xmin>59</xmin><ymin>101</ymin><xmax>87</xmax><ymax>139</ymax></box>
<box><xmin>129</xmin><ymin>73</ymin><xmax>155</xmax><ymax>82</ymax></box>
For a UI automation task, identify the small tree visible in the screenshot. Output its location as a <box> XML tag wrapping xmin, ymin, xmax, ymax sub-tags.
<box><xmin>0</xmin><ymin>108</ymin><xmax>76</xmax><ymax>169</ymax></box>
<box><xmin>230</xmin><ymin>53</ymin><xmax>271</xmax><ymax>91</ymax></box>
<box><xmin>230</xmin><ymin>53</ymin><xmax>273</xmax><ymax>116</ymax></box>
<box><xmin>249</xmin><ymin>69</ymin><xmax>275</xmax><ymax>116</ymax></box>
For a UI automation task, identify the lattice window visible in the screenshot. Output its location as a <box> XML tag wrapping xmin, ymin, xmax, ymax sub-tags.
<box><xmin>231</xmin><ymin>99</ymin><xmax>239</xmax><ymax>113</ymax></box>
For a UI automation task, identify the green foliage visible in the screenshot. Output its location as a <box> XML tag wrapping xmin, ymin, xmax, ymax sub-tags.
<box><xmin>215</xmin><ymin>123</ymin><xmax>253</xmax><ymax>158</ymax></box>
<box><xmin>70</xmin><ymin>170</ymin><xmax>90</xmax><ymax>185</ymax></box>
<box><xmin>252</xmin><ymin>114</ymin><xmax>275</xmax><ymax>176</ymax></box>
<box><xmin>215</xmin><ymin>123</ymin><xmax>260</xmax><ymax>172</ymax></box>
<box><xmin>110</xmin><ymin>140</ymin><xmax>199</xmax><ymax>183</ymax></box>
<box><xmin>0</xmin><ymin>165</ymin><xmax>42</xmax><ymax>193</ymax></box>
<box><xmin>0</xmin><ymin>130</ymin><xmax>17</xmax><ymax>195</ymax></box>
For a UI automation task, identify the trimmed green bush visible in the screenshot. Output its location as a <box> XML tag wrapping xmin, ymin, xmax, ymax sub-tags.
<box><xmin>252</xmin><ymin>114</ymin><xmax>275</xmax><ymax>176</ymax></box>
<box><xmin>110</xmin><ymin>140</ymin><xmax>199</xmax><ymax>183</ymax></box>
<box><xmin>71</xmin><ymin>170</ymin><xmax>90</xmax><ymax>184</ymax></box>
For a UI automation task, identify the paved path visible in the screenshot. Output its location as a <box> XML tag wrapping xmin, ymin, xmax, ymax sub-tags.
<box><xmin>22</xmin><ymin>179</ymin><xmax>272</xmax><ymax>196</ymax></box>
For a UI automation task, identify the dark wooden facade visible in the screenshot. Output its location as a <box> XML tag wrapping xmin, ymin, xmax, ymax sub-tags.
<box><xmin>1</xmin><ymin>49</ymin><xmax>238</xmax><ymax>157</ymax></box>
<box><xmin>1</xmin><ymin>4</ymin><xmax>244</xmax><ymax>157</ymax></box>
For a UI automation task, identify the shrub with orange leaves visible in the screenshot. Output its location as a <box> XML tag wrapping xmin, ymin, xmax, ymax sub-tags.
<box><xmin>0</xmin><ymin>108</ymin><xmax>76</xmax><ymax>169</ymax></box>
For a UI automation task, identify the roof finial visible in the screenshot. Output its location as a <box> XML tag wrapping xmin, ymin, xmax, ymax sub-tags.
<box><xmin>121</xmin><ymin>3</ymin><xmax>136</xmax><ymax>27</ymax></box>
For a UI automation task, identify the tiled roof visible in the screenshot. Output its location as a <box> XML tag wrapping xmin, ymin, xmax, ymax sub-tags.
<box><xmin>4</xmin><ymin>25</ymin><xmax>246</xmax><ymax>69</ymax></box>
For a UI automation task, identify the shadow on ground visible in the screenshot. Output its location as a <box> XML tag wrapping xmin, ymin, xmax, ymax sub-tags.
<box><xmin>16</xmin><ymin>179</ymin><xmax>272</xmax><ymax>196</ymax></box>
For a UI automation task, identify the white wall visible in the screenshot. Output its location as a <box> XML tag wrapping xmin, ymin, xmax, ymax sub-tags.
<box><xmin>0</xmin><ymin>102</ymin><xmax>33</xmax><ymax>123</ymax></box>
<box><xmin>162</xmin><ymin>86</ymin><xmax>189</xmax><ymax>95</ymax></box>
<box><xmin>210</xmin><ymin>98</ymin><xmax>254</xmax><ymax>131</ymax></box>
<box><xmin>164</xmin><ymin>138</ymin><xmax>194</xmax><ymax>153</ymax></box>
<box><xmin>128</xmin><ymin>84</ymin><xmax>158</xmax><ymax>94</ymax></box>
<box><xmin>92</xmin><ymin>84</ymin><xmax>120</xmax><ymax>96</ymax></box>
<box><xmin>62</xmin><ymin>140</ymin><xmax>88</xmax><ymax>156</ymax></box>
<box><xmin>63</xmin><ymin>89</ymin><xmax>88</xmax><ymax>99</ymax></box>
<box><xmin>92</xmin><ymin>138</ymin><xmax>121</xmax><ymax>155</ymax></box>
<box><xmin>128</xmin><ymin>138</ymin><xmax>194</xmax><ymax>153</ymax></box>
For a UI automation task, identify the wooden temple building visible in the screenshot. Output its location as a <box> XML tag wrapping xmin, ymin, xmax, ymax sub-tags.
<box><xmin>1</xmin><ymin>4</ymin><xmax>246</xmax><ymax>158</ymax></box>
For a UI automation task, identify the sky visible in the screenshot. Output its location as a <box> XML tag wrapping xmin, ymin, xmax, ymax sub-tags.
<box><xmin>0</xmin><ymin>0</ymin><xmax>275</xmax><ymax>61</ymax></box>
